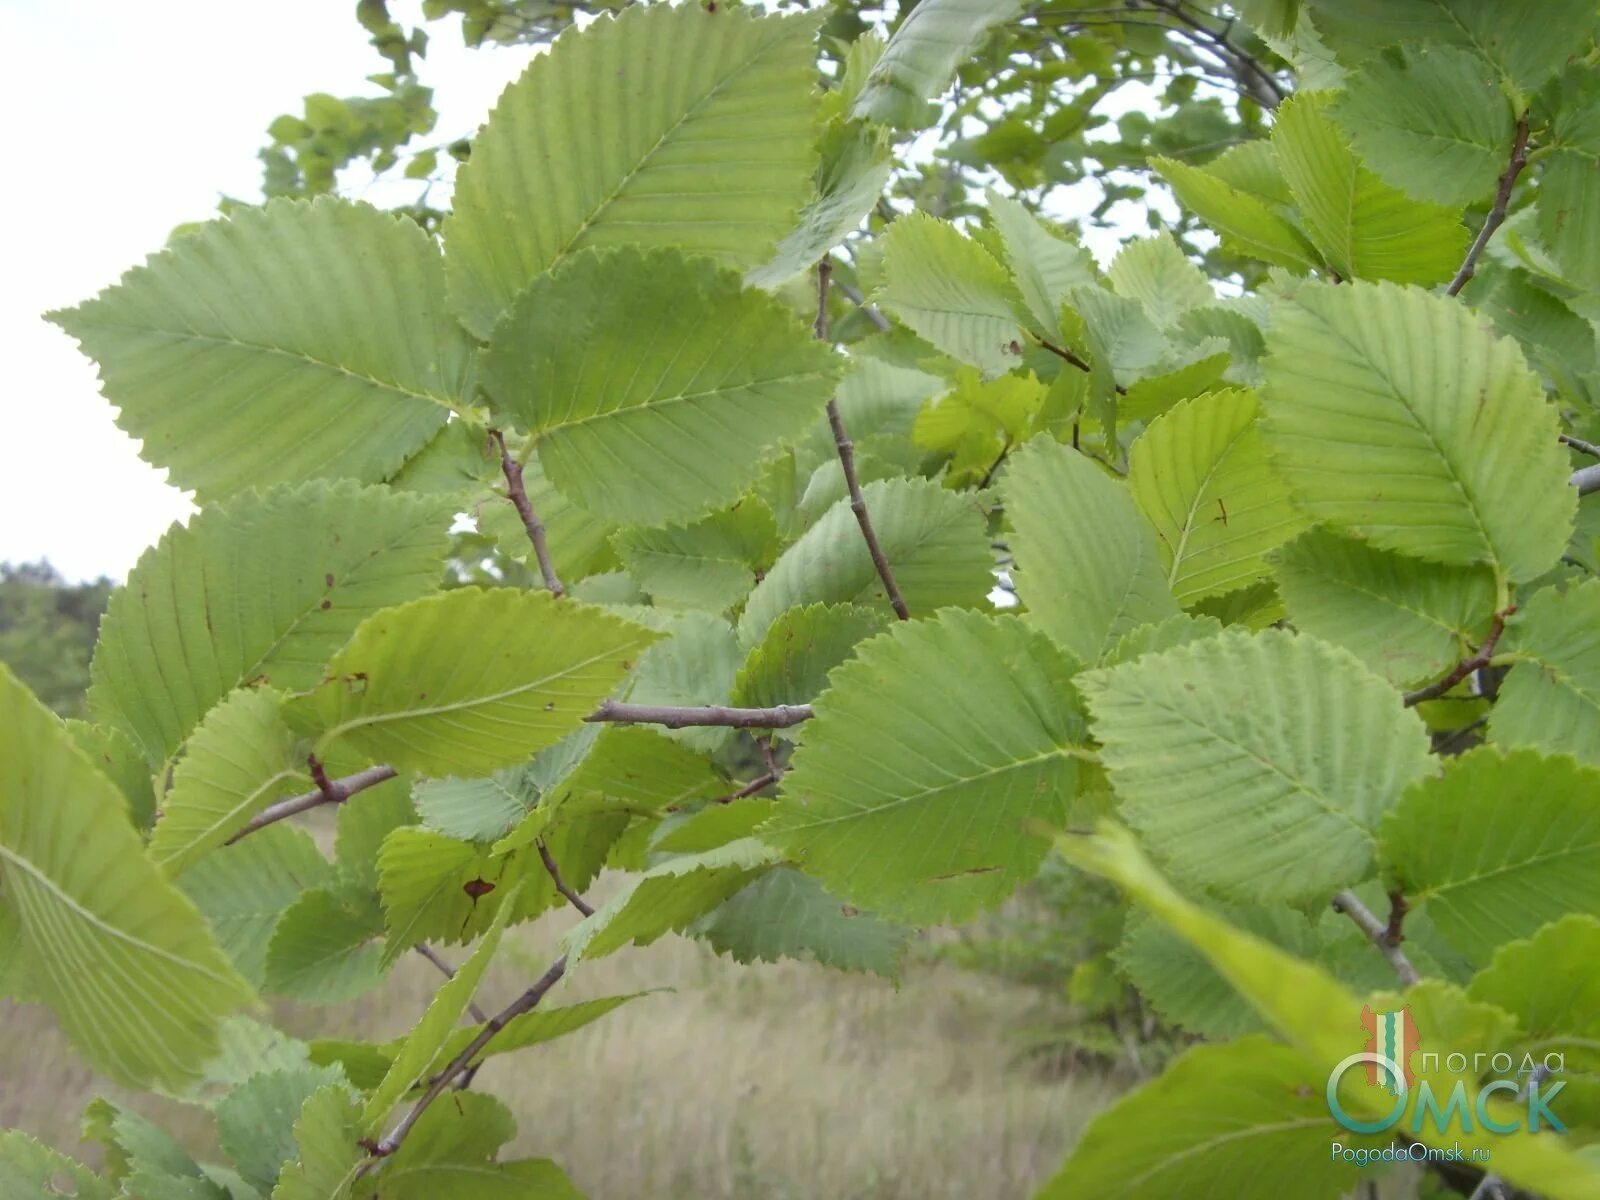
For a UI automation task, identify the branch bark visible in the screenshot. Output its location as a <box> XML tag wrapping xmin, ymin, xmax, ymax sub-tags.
<box><xmin>492</xmin><ymin>430</ymin><xmax>565</xmax><ymax>598</ymax></box>
<box><xmin>586</xmin><ymin>699</ymin><xmax>814</xmax><ymax>729</ymax></box>
<box><xmin>1574</xmin><ymin>462</ymin><xmax>1600</xmax><ymax>497</ymax></box>
<box><xmin>537</xmin><ymin>839</ymin><xmax>595</xmax><ymax>917</ymax></box>
<box><xmin>817</xmin><ymin>258</ymin><xmax>912</xmax><ymax>622</ymax></box>
<box><xmin>414</xmin><ymin>944</ymin><xmax>489</xmax><ymax>1024</ymax></box>
<box><xmin>1402</xmin><ymin>607</ymin><xmax>1515</xmax><ymax>707</ymax></box>
<box><xmin>1446</xmin><ymin>114</ymin><xmax>1531</xmax><ymax>297</ymax></box>
<box><xmin>224</xmin><ymin>764</ymin><xmax>398</xmax><ymax>843</ymax></box>
<box><xmin>1332</xmin><ymin>890</ymin><xmax>1421</xmax><ymax>987</ymax></box>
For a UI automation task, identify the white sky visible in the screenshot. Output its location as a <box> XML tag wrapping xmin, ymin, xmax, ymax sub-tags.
<box><xmin>0</xmin><ymin>1</ymin><xmax>530</xmax><ymax>581</ymax></box>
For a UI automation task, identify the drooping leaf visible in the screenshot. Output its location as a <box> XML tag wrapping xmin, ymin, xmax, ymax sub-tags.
<box><xmin>364</xmin><ymin>881</ymin><xmax>519</xmax><ymax>1132</ymax></box>
<box><xmin>481</xmin><ymin>247</ymin><xmax>841</xmax><ymax>525</ymax></box>
<box><xmin>1261</xmin><ymin>280</ymin><xmax>1575</xmax><ymax>582</ymax></box>
<box><xmin>1272</xmin><ymin>92</ymin><xmax>1467</xmax><ymax>284</ymax></box>
<box><xmin>1078</xmin><ymin>628</ymin><xmax>1435</xmax><ymax>903</ymax></box>
<box><xmin>1489</xmin><ymin>580</ymin><xmax>1600</xmax><ymax>763</ymax></box>
<box><xmin>1153</xmin><ymin>145</ymin><xmax>1321</xmax><ymax>272</ymax></box>
<box><xmin>1380</xmin><ymin>748</ymin><xmax>1600</xmax><ymax>963</ymax></box>
<box><xmin>444</xmin><ymin>4</ymin><xmax>820</xmax><ymax>336</ymax></box>
<box><xmin>763</xmin><ymin>610</ymin><xmax>1084</xmax><ymax>923</ymax></box>
<box><xmin>49</xmin><ymin>198</ymin><xmax>470</xmax><ymax>498</ymax></box>
<box><xmin>0</xmin><ymin>664</ymin><xmax>253</xmax><ymax>1089</ymax></box>
<box><xmin>733</xmin><ymin>602</ymin><xmax>889</xmax><ymax>715</ymax></box>
<box><xmin>1331</xmin><ymin>44</ymin><xmax>1515</xmax><ymax>207</ymax></box>
<box><xmin>263</xmin><ymin>887</ymin><xmax>386</xmax><ymax>1004</ymax></box>
<box><xmin>564</xmin><ymin>839</ymin><xmax>780</xmax><ymax>966</ymax></box>
<box><xmin>1003</xmin><ymin>434</ymin><xmax>1180</xmax><ymax>665</ymax></box>
<box><xmin>739</xmin><ymin>477</ymin><xmax>994</xmax><ymax>642</ymax></box>
<box><xmin>90</xmin><ymin>480</ymin><xmax>453</xmax><ymax>766</ymax></box>
<box><xmin>1270</xmin><ymin>529</ymin><xmax>1496</xmax><ymax>688</ymax></box>
<box><xmin>850</xmin><ymin>0</ymin><xmax>1024</xmax><ymax>130</ymax></box>
<box><xmin>287</xmin><ymin>588</ymin><xmax>656</xmax><ymax>777</ymax></box>
<box><xmin>1127</xmin><ymin>389</ymin><xmax>1306</xmax><ymax>606</ymax></box>
<box><xmin>612</xmin><ymin>499</ymin><xmax>779</xmax><ymax>614</ymax></box>
<box><xmin>148</xmin><ymin>688</ymin><xmax>307</xmax><ymax>876</ymax></box>
<box><xmin>1037</xmin><ymin>1038</ymin><xmax>1362</xmax><ymax>1200</ymax></box>
<box><xmin>178</xmin><ymin>824</ymin><xmax>333</xmax><ymax>988</ymax></box>
<box><xmin>876</xmin><ymin>213</ymin><xmax>1025</xmax><ymax>377</ymax></box>
<box><xmin>693</xmin><ymin>868</ymin><xmax>910</xmax><ymax>976</ymax></box>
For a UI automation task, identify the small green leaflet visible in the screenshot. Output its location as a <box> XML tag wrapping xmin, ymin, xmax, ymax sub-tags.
<box><xmin>851</xmin><ymin>0</ymin><xmax>1024</xmax><ymax>130</ymax></box>
<box><xmin>1490</xmin><ymin>580</ymin><xmax>1600</xmax><ymax>764</ymax></box>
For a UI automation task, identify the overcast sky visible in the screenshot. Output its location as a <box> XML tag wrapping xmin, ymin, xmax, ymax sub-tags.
<box><xmin>0</xmin><ymin>1</ymin><xmax>529</xmax><ymax>581</ymax></box>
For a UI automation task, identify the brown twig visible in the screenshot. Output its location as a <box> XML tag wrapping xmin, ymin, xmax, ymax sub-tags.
<box><xmin>1403</xmin><ymin>607</ymin><xmax>1515</xmax><ymax>707</ymax></box>
<box><xmin>491</xmin><ymin>430</ymin><xmax>564</xmax><ymax>597</ymax></box>
<box><xmin>1332</xmin><ymin>890</ymin><xmax>1421</xmax><ymax>987</ymax></box>
<box><xmin>1383</xmin><ymin>890</ymin><xmax>1409</xmax><ymax>947</ymax></box>
<box><xmin>536</xmin><ymin>839</ymin><xmax>595</xmax><ymax>917</ymax></box>
<box><xmin>1033</xmin><ymin>335</ymin><xmax>1128</xmax><ymax>395</ymax></box>
<box><xmin>1574</xmin><ymin>463</ymin><xmax>1600</xmax><ymax>497</ymax></box>
<box><xmin>368</xmin><ymin>955</ymin><xmax>569</xmax><ymax>1161</ymax></box>
<box><xmin>586</xmin><ymin>700</ymin><xmax>814</xmax><ymax>729</ymax></box>
<box><xmin>817</xmin><ymin>258</ymin><xmax>912</xmax><ymax>622</ymax></box>
<box><xmin>710</xmin><ymin>771</ymin><xmax>779</xmax><ymax>805</ymax></box>
<box><xmin>1561</xmin><ymin>434</ymin><xmax>1600</xmax><ymax>459</ymax></box>
<box><xmin>1446</xmin><ymin>114</ymin><xmax>1531</xmax><ymax>297</ymax></box>
<box><xmin>414</xmin><ymin>944</ymin><xmax>489</xmax><ymax>1024</ymax></box>
<box><xmin>224</xmin><ymin>764</ymin><xmax>398</xmax><ymax>843</ymax></box>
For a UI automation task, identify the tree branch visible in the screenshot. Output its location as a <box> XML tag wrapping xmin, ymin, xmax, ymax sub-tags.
<box><xmin>368</xmin><ymin>955</ymin><xmax>569</xmax><ymax>1161</ymax></box>
<box><xmin>536</xmin><ymin>839</ymin><xmax>595</xmax><ymax>917</ymax></box>
<box><xmin>1402</xmin><ymin>607</ymin><xmax>1515</xmax><ymax>707</ymax></box>
<box><xmin>491</xmin><ymin>430</ymin><xmax>565</xmax><ymax>598</ymax></box>
<box><xmin>1032</xmin><ymin>334</ymin><xmax>1128</xmax><ymax>394</ymax></box>
<box><xmin>586</xmin><ymin>700</ymin><xmax>814</xmax><ymax>729</ymax></box>
<box><xmin>1563</xmin><ymin>433</ymin><xmax>1600</xmax><ymax>459</ymax></box>
<box><xmin>414</xmin><ymin>944</ymin><xmax>489</xmax><ymax>1024</ymax></box>
<box><xmin>224</xmin><ymin>763</ymin><xmax>398</xmax><ymax>843</ymax></box>
<box><xmin>834</xmin><ymin>278</ymin><xmax>892</xmax><ymax>332</ymax></box>
<box><xmin>818</xmin><ymin>258</ymin><xmax>912</xmax><ymax>621</ymax></box>
<box><xmin>1574</xmin><ymin>462</ymin><xmax>1600</xmax><ymax>497</ymax></box>
<box><xmin>710</xmin><ymin>770</ymin><xmax>780</xmax><ymax>805</ymax></box>
<box><xmin>1332</xmin><ymin>890</ymin><xmax>1421</xmax><ymax>987</ymax></box>
<box><xmin>1446</xmin><ymin>114</ymin><xmax>1531</xmax><ymax>297</ymax></box>
<box><xmin>1142</xmin><ymin>0</ymin><xmax>1285</xmax><ymax>108</ymax></box>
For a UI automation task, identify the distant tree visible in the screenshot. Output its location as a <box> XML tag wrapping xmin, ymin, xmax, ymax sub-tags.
<box><xmin>0</xmin><ymin>561</ymin><xmax>111</xmax><ymax>717</ymax></box>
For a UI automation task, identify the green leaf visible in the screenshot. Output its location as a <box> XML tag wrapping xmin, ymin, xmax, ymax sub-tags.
<box><xmin>178</xmin><ymin>825</ymin><xmax>333</xmax><ymax>988</ymax></box>
<box><xmin>1104</xmin><ymin>613</ymin><xmax>1225</xmax><ymax>666</ymax></box>
<box><xmin>1002</xmin><ymin>434</ymin><xmax>1180</xmax><ymax>665</ymax></box>
<box><xmin>0</xmin><ymin>664</ymin><xmax>253</xmax><ymax>1089</ymax></box>
<box><xmin>693</xmin><ymin>868</ymin><xmax>910</xmax><ymax>976</ymax></box>
<box><xmin>985</xmin><ymin>190</ymin><xmax>1097</xmax><ymax>332</ymax></box>
<box><xmin>482</xmin><ymin>247</ymin><xmax>841</xmax><ymax>525</ymax></box>
<box><xmin>913</xmin><ymin>368</ymin><xmax>1044</xmax><ymax>488</ymax></box>
<box><xmin>850</xmin><ymin>0</ymin><xmax>1023</xmax><ymax>130</ymax></box>
<box><xmin>1539</xmin><ymin>73</ymin><xmax>1600</xmax><ymax>289</ymax></box>
<box><xmin>415</xmin><ymin>767</ymin><xmax>542</xmax><ymax>844</ymax></box>
<box><xmin>1272</xmin><ymin>92</ymin><xmax>1467</xmax><ymax>284</ymax></box>
<box><xmin>1107</xmin><ymin>232</ymin><xmax>1214</xmax><ymax>329</ymax></box>
<box><xmin>149</xmin><ymin>689</ymin><xmax>307</xmax><ymax>876</ymax></box>
<box><xmin>0</xmin><ymin>1132</ymin><xmax>113</xmax><ymax>1200</ymax></box>
<box><xmin>363</xmin><ymin>1092</ymin><xmax>582</xmax><ymax>1199</ymax></box>
<box><xmin>90</xmin><ymin>480</ymin><xmax>453</xmax><ymax>766</ymax></box>
<box><xmin>66</xmin><ymin>720</ymin><xmax>157</xmax><ymax>831</ymax></box>
<box><xmin>1078</xmin><ymin>628</ymin><xmax>1435</xmax><ymax>903</ymax></box>
<box><xmin>1490</xmin><ymin>580</ymin><xmax>1600</xmax><ymax>763</ymax></box>
<box><xmin>747</xmin><ymin>120</ymin><xmax>894</xmax><ymax>288</ymax></box>
<box><xmin>1381</xmin><ymin>748</ymin><xmax>1600</xmax><ymax>962</ymax></box>
<box><xmin>287</xmin><ymin>588</ymin><xmax>656</xmax><ymax>777</ymax></box>
<box><xmin>1261</xmin><ymin>281</ymin><xmax>1575</xmax><ymax>582</ymax></box>
<box><xmin>613</xmin><ymin>499</ymin><xmax>779</xmax><ymax>614</ymax></box>
<box><xmin>49</xmin><ymin>198</ymin><xmax>470</xmax><ymax>498</ymax></box>
<box><xmin>876</xmin><ymin>213</ymin><xmax>1025</xmax><ymax>377</ymax></box>
<box><xmin>564</xmin><ymin>839</ymin><xmax>779</xmax><ymax>965</ymax></box>
<box><xmin>1037</xmin><ymin>1038</ymin><xmax>1360</xmax><ymax>1200</ymax></box>
<box><xmin>1331</xmin><ymin>44</ymin><xmax>1515</xmax><ymax>207</ymax></box>
<box><xmin>1153</xmin><ymin>147</ymin><xmax>1321</xmax><ymax>272</ymax></box>
<box><xmin>763</xmin><ymin>610</ymin><xmax>1084</xmax><ymax>923</ymax></box>
<box><xmin>263</xmin><ymin>887</ymin><xmax>386</xmax><ymax>1004</ymax></box>
<box><xmin>1306</xmin><ymin>0</ymin><xmax>1596</xmax><ymax>96</ymax></box>
<box><xmin>474</xmin><ymin>452</ymin><xmax>620</xmax><ymax>586</ymax></box>
<box><xmin>619</xmin><ymin>610</ymin><xmax>745</xmax><ymax>756</ymax></box>
<box><xmin>444</xmin><ymin>4</ymin><xmax>821</xmax><ymax>336</ymax></box>
<box><xmin>739</xmin><ymin>477</ymin><xmax>994</xmax><ymax>642</ymax></box>
<box><xmin>364</xmin><ymin>881</ymin><xmax>519</xmax><ymax>1132</ymax></box>
<box><xmin>1270</xmin><ymin>529</ymin><xmax>1496</xmax><ymax>688</ymax></box>
<box><xmin>733</xmin><ymin>602</ymin><xmax>889</xmax><ymax>717</ymax></box>
<box><xmin>1467</xmin><ymin>914</ymin><xmax>1600</xmax><ymax>1070</ymax></box>
<box><xmin>271</xmin><ymin>1084</ymin><xmax>363</xmax><ymax>1200</ymax></box>
<box><xmin>216</xmin><ymin>1066</ymin><xmax>346</xmax><ymax>1196</ymax></box>
<box><xmin>1127</xmin><ymin>388</ymin><xmax>1306</xmax><ymax>606</ymax></box>
<box><xmin>1058</xmin><ymin>825</ymin><xmax>1600</xmax><ymax>1198</ymax></box>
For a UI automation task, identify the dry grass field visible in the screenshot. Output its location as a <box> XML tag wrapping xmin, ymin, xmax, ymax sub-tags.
<box><xmin>0</xmin><ymin>879</ymin><xmax>1119</xmax><ymax>1199</ymax></box>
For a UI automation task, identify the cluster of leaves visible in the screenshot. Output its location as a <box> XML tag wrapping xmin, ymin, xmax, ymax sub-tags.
<box><xmin>8</xmin><ymin>1</ymin><xmax>1600</xmax><ymax>1198</ymax></box>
